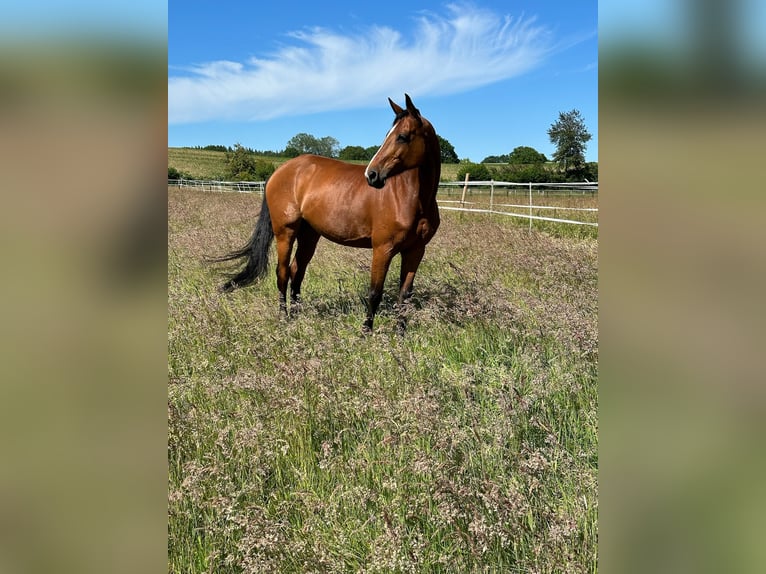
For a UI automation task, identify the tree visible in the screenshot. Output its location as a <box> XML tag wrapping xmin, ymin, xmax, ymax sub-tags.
<box><xmin>251</xmin><ymin>160</ymin><xmax>276</xmax><ymax>181</ymax></box>
<box><xmin>437</xmin><ymin>135</ymin><xmax>459</xmax><ymax>163</ymax></box>
<box><xmin>225</xmin><ymin>143</ymin><xmax>275</xmax><ymax>180</ymax></box>
<box><xmin>283</xmin><ymin>145</ymin><xmax>301</xmax><ymax>158</ymax></box>
<box><xmin>284</xmin><ymin>133</ymin><xmax>339</xmax><ymax>157</ymax></box>
<box><xmin>496</xmin><ymin>163</ymin><xmax>553</xmax><ymax>183</ymax></box>
<box><xmin>508</xmin><ymin>146</ymin><xmax>547</xmax><ymax>164</ymax></box>
<box><xmin>365</xmin><ymin>145</ymin><xmax>379</xmax><ymax>159</ymax></box>
<box><xmin>547</xmin><ymin>110</ymin><xmax>592</xmax><ymax>174</ymax></box>
<box><xmin>456</xmin><ymin>162</ymin><xmax>493</xmax><ymax>181</ymax></box>
<box><xmin>318</xmin><ymin>136</ymin><xmax>340</xmax><ymax>158</ymax></box>
<box><xmin>339</xmin><ymin>145</ymin><xmax>371</xmax><ymax>161</ymax></box>
<box><xmin>482</xmin><ymin>154</ymin><xmax>510</xmax><ymax>163</ymax></box>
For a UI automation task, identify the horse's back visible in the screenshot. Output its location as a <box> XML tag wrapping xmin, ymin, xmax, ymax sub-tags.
<box><xmin>267</xmin><ymin>155</ymin><xmax>365</xmax><ymax>199</ymax></box>
<box><xmin>265</xmin><ymin>155</ymin><xmax>374</xmax><ymax>241</ymax></box>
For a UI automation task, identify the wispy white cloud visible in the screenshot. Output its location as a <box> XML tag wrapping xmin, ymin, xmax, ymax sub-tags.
<box><xmin>169</xmin><ymin>4</ymin><xmax>558</xmax><ymax>124</ymax></box>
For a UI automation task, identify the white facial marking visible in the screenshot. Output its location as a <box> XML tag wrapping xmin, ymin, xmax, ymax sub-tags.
<box><xmin>365</xmin><ymin>122</ymin><xmax>398</xmax><ymax>178</ymax></box>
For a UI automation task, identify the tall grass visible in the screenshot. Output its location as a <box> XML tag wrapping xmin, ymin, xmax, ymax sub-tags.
<box><xmin>168</xmin><ymin>188</ymin><xmax>598</xmax><ymax>573</ymax></box>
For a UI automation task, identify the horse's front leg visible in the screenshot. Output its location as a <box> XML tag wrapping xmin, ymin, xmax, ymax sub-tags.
<box><xmin>364</xmin><ymin>246</ymin><xmax>395</xmax><ymax>332</ymax></box>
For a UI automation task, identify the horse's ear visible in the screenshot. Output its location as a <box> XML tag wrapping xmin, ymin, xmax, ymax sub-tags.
<box><xmin>404</xmin><ymin>93</ymin><xmax>421</xmax><ymax>120</ymax></box>
<box><xmin>389</xmin><ymin>97</ymin><xmax>404</xmax><ymax>116</ymax></box>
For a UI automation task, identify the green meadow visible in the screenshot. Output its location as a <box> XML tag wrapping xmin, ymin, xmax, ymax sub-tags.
<box><xmin>168</xmin><ymin>186</ymin><xmax>598</xmax><ymax>572</ymax></box>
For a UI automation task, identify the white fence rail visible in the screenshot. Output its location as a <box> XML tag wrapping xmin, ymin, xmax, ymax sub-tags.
<box><xmin>168</xmin><ymin>178</ymin><xmax>265</xmax><ymax>193</ymax></box>
<box><xmin>438</xmin><ymin>180</ymin><xmax>598</xmax><ymax>228</ymax></box>
<box><xmin>168</xmin><ymin>178</ymin><xmax>598</xmax><ymax>228</ymax></box>
<box><xmin>439</xmin><ymin>205</ymin><xmax>597</xmax><ymax>226</ymax></box>
<box><xmin>439</xmin><ymin>180</ymin><xmax>598</xmax><ymax>193</ymax></box>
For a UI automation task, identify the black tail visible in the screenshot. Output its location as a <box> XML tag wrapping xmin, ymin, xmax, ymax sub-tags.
<box><xmin>211</xmin><ymin>196</ymin><xmax>274</xmax><ymax>293</ymax></box>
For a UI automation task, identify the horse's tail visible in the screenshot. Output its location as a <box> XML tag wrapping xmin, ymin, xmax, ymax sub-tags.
<box><xmin>212</xmin><ymin>196</ymin><xmax>274</xmax><ymax>293</ymax></box>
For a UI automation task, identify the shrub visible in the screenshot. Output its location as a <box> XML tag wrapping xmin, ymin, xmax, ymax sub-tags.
<box><xmin>508</xmin><ymin>146</ymin><xmax>547</xmax><ymax>165</ymax></box>
<box><xmin>339</xmin><ymin>145</ymin><xmax>371</xmax><ymax>161</ymax></box>
<box><xmin>225</xmin><ymin>144</ymin><xmax>276</xmax><ymax>180</ymax></box>
<box><xmin>253</xmin><ymin>159</ymin><xmax>276</xmax><ymax>181</ymax></box>
<box><xmin>168</xmin><ymin>166</ymin><xmax>191</xmax><ymax>180</ymax></box>
<box><xmin>456</xmin><ymin>162</ymin><xmax>493</xmax><ymax>181</ymax></box>
<box><xmin>494</xmin><ymin>163</ymin><xmax>553</xmax><ymax>183</ymax></box>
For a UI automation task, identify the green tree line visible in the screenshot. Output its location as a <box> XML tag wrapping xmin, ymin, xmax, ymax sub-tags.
<box><xmin>170</xmin><ymin>108</ymin><xmax>594</xmax><ymax>182</ymax></box>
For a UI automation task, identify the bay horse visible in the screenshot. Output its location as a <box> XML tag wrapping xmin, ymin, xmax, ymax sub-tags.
<box><xmin>215</xmin><ymin>94</ymin><xmax>440</xmax><ymax>332</ymax></box>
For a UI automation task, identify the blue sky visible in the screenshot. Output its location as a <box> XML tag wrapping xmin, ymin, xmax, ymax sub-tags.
<box><xmin>169</xmin><ymin>1</ymin><xmax>597</xmax><ymax>162</ymax></box>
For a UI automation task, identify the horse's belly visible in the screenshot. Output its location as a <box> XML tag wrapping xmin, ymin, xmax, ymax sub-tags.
<box><xmin>301</xmin><ymin>198</ymin><xmax>373</xmax><ymax>248</ymax></box>
<box><xmin>323</xmin><ymin>234</ymin><xmax>373</xmax><ymax>249</ymax></box>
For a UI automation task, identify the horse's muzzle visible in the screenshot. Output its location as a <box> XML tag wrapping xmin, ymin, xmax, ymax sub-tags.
<box><xmin>366</xmin><ymin>169</ymin><xmax>386</xmax><ymax>189</ymax></box>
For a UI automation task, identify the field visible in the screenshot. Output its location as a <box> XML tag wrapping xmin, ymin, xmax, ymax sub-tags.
<box><xmin>168</xmin><ymin>187</ymin><xmax>598</xmax><ymax>572</ymax></box>
<box><xmin>168</xmin><ymin>147</ymin><xmax>464</xmax><ymax>181</ymax></box>
<box><xmin>168</xmin><ymin>148</ymin><xmax>235</xmax><ymax>180</ymax></box>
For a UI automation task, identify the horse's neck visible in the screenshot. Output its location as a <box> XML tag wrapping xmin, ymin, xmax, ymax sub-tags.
<box><xmin>417</xmin><ymin>137</ymin><xmax>441</xmax><ymax>209</ymax></box>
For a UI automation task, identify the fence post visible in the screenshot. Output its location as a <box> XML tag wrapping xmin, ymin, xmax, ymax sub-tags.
<box><xmin>528</xmin><ymin>182</ymin><xmax>532</xmax><ymax>232</ymax></box>
<box><xmin>460</xmin><ymin>173</ymin><xmax>469</xmax><ymax>210</ymax></box>
<box><xmin>489</xmin><ymin>180</ymin><xmax>495</xmax><ymax>214</ymax></box>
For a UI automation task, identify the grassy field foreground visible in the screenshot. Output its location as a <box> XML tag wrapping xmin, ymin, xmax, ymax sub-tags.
<box><xmin>168</xmin><ymin>187</ymin><xmax>598</xmax><ymax>572</ymax></box>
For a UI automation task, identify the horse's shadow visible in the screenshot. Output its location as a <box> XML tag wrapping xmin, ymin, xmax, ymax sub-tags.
<box><xmin>304</xmin><ymin>270</ymin><xmax>487</xmax><ymax>330</ymax></box>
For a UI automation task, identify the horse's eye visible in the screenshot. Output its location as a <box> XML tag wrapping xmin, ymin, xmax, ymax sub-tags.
<box><xmin>396</xmin><ymin>133</ymin><xmax>410</xmax><ymax>144</ymax></box>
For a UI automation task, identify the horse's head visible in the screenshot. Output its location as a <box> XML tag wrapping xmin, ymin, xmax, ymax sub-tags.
<box><xmin>365</xmin><ymin>94</ymin><xmax>435</xmax><ymax>189</ymax></box>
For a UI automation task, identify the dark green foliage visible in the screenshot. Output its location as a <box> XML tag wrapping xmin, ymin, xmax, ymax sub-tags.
<box><xmin>365</xmin><ymin>145</ymin><xmax>379</xmax><ymax>159</ymax></box>
<box><xmin>437</xmin><ymin>135</ymin><xmax>460</xmax><ymax>163</ymax></box>
<box><xmin>565</xmin><ymin>162</ymin><xmax>599</xmax><ymax>183</ymax></box>
<box><xmin>338</xmin><ymin>145</ymin><xmax>372</xmax><ymax>161</ymax></box>
<box><xmin>224</xmin><ymin>143</ymin><xmax>276</xmax><ymax>181</ymax></box>
<box><xmin>494</xmin><ymin>163</ymin><xmax>558</xmax><ymax>183</ymax></box>
<box><xmin>482</xmin><ymin>154</ymin><xmax>510</xmax><ymax>163</ymax></box>
<box><xmin>508</xmin><ymin>146</ymin><xmax>548</xmax><ymax>164</ymax></box>
<box><xmin>548</xmin><ymin>110</ymin><xmax>592</xmax><ymax>175</ymax></box>
<box><xmin>252</xmin><ymin>160</ymin><xmax>276</xmax><ymax>181</ymax></box>
<box><xmin>584</xmin><ymin>162</ymin><xmax>598</xmax><ymax>181</ymax></box>
<box><xmin>168</xmin><ymin>166</ymin><xmax>192</xmax><ymax>180</ymax></box>
<box><xmin>456</xmin><ymin>162</ymin><xmax>493</xmax><ymax>181</ymax></box>
<box><xmin>186</xmin><ymin>145</ymin><xmax>231</xmax><ymax>152</ymax></box>
<box><xmin>285</xmin><ymin>133</ymin><xmax>340</xmax><ymax>158</ymax></box>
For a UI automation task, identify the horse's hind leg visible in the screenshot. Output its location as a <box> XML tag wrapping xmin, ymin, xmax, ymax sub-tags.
<box><xmin>289</xmin><ymin>223</ymin><xmax>320</xmax><ymax>310</ymax></box>
<box><xmin>275</xmin><ymin>228</ymin><xmax>297</xmax><ymax>316</ymax></box>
